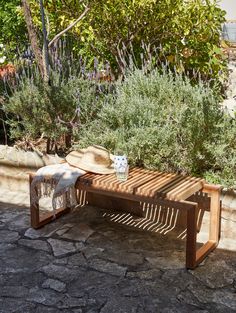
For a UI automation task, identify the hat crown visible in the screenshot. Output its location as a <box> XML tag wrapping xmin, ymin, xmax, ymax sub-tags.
<box><xmin>80</xmin><ymin>145</ymin><xmax>111</xmax><ymax>168</ymax></box>
<box><xmin>65</xmin><ymin>145</ymin><xmax>114</xmax><ymax>174</ymax></box>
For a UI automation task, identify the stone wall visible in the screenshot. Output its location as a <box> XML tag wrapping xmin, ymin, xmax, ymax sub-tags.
<box><xmin>221</xmin><ymin>59</ymin><xmax>236</xmax><ymax>116</ymax></box>
<box><xmin>0</xmin><ymin>145</ymin><xmax>63</xmax><ymax>192</ymax></box>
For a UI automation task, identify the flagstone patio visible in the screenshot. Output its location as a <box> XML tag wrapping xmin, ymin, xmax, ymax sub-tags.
<box><xmin>0</xmin><ymin>191</ymin><xmax>236</xmax><ymax>313</ymax></box>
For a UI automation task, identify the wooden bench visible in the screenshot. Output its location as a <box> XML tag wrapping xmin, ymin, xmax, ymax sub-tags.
<box><xmin>29</xmin><ymin>167</ymin><xmax>222</xmax><ymax>269</ymax></box>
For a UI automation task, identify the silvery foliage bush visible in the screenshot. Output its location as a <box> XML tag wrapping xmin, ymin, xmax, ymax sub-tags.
<box><xmin>204</xmin><ymin>117</ymin><xmax>236</xmax><ymax>188</ymax></box>
<box><xmin>76</xmin><ymin>68</ymin><xmax>235</xmax><ymax>187</ymax></box>
<box><xmin>2</xmin><ymin>40</ymin><xmax>112</xmax><ymax>148</ymax></box>
<box><xmin>3</xmin><ymin>69</ymin><xmax>107</xmax><ymax>145</ymax></box>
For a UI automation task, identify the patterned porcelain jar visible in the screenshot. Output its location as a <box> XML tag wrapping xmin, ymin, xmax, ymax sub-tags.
<box><xmin>114</xmin><ymin>155</ymin><xmax>129</xmax><ymax>181</ymax></box>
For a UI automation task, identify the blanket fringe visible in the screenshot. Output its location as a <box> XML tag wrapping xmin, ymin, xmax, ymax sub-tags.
<box><xmin>30</xmin><ymin>163</ymin><xmax>85</xmax><ymax>220</ymax></box>
<box><xmin>31</xmin><ymin>177</ymin><xmax>77</xmax><ymax>214</ymax></box>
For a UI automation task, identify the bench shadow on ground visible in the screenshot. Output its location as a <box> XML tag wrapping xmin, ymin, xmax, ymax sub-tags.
<box><xmin>1</xmin><ymin>193</ymin><xmax>236</xmax><ymax>264</ymax></box>
<box><xmin>0</xmin><ymin>185</ymin><xmax>213</xmax><ymax>243</ymax></box>
<box><xmin>75</xmin><ymin>192</ymin><xmax>236</xmax><ymax>266</ymax></box>
<box><xmin>0</xmin><ymin>182</ymin><xmax>221</xmax><ymax>246</ymax></box>
<box><xmin>75</xmin><ymin>189</ymin><xmax>211</xmax><ymax>243</ymax></box>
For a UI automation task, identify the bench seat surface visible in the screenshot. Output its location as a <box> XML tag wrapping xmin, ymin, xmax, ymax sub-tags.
<box><xmin>76</xmin><ymin>167</ymin><xmax>205</xmax><ymax>201</ymax></box>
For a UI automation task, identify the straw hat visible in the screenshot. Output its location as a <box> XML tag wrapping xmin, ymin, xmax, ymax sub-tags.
<box><xmin>66</xmin><ymin>145</ymin><xmax>114</xmax><ymax>174</ymax></box>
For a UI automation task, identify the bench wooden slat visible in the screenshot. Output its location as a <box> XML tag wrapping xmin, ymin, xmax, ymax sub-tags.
<box><xmin>106</xmin><ymin>167</ymin><xmax>145</xmax><ymax>191</ymax></box>
<box><xmin>88</xmin><ymin>168</ymin><xmax>136</xmax><ymax>191</ymax></box>
<box><xmin>135</xmin><ymin>173</ymin><xmax>181</xmax><ymax>197</ymax></box>
<box><xmin>118</xmin><ymin>169</ymin><xmax>159</xmax><ymax>192</ymax></box>
<box><xmin>167</xmin><ymin>179</ymin><xmax>205</xmax><ymax>200</ymax></box>
<box><xmin>165</xmin><ymin>177</ymin><xmax>199</xmax><ymax>196</ymax></box>
<box><xmin>83</xmin><ymin>168</ymin><xmax>159</xmax><ymax>194</ymax></box>
<box><xmin>154</xmin><ymin>175</ymin><xmax>189</xmax><ymax>194</ymax></box>
<box><xmin>131</xmin><ymin>171</ymin><xmax>166</xmax><ymax>193</ymax></box>
<box><xmin>94</xmin><ymin>172</ymin><xmax>118</xmax><ymax>188</ymax></box>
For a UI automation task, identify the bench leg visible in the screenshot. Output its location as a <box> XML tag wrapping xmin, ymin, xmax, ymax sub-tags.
<box><xmin>186</xmin><ymin>203</ymin><xmax>198</xmax><ymax>269</ymax></box>
<box><xmin>185</xmin><ymin>184</ymin><xmax>221</xmax><ymax>269</ymax></box>
<box><xmin>29</xmin><ymin>174</ymin><xmax>71</xmax><ymax>229</ymax></box>
<box><xmin>207</xmin><ymin>185</ymin><xmax>221</xmax><ymax>243</ymax></box>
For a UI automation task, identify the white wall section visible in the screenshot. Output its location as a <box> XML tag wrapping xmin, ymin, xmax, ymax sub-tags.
<box><xmin>220</xmin><ymin>0</ymin><xmax>236</xmax><ymax>20</ymax></box>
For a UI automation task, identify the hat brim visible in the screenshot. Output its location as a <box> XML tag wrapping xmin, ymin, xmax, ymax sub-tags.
<box><xmin>66</xmin><ymin>149</ymin><xmax>115</xmax><ymax>175</ymax></box>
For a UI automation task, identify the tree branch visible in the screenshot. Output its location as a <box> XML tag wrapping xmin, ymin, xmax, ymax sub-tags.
<box><xmin>48</xmin><ymin>6</ymin><xmax>90</xmax><ymax>48</ymax></box>
<box><xmin>21</xmin><ymin>0</ymin><xmax>44</xmax><ymax>78</ymax></box>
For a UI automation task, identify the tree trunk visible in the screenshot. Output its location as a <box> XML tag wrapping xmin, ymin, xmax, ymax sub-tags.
<box><xmin>40</xmin><ymin>0</ymin><xmax>50</xmax><ymax>82</ymax></box>
<box><xmin>21</xmin><ymin>0</ymin><xmax>44</xmax><ymax>79</ymax></box>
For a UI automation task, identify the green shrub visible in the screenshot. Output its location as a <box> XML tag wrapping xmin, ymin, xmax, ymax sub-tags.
<box><xmin>46</xmin><ymin>0</ymin><xmax>226</xmax><ymax>84</ymax></box>
<box><xmin>204</xmin><ymin>117</ymin><xmax>236</xmax><ymax>188</ymax></box>
<box><xmin>3</xmin><ymin>61</ymin><xmax>235</xmax><ymax>187</ymax></box>
<box><xmin>75</xmin><ymin>68</ymin><xmax>235</xmax><ymax>187</ymax></box>
<box><xmin>3</xmin><ymin>71</ymin><xmax>108</xmax><ymax>149</ymax></box>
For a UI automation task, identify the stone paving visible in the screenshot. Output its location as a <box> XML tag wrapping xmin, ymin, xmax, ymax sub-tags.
<box><xmin>0</xmin><ymin>200</ymin><xmax>236</xmax><ymax>313</ymax></box>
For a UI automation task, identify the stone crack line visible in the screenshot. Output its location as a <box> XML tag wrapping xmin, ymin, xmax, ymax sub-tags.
<box><xmin>176</xmin><ymin>283</ymin><xmax>206</xmax><ymax>310</ymax></box>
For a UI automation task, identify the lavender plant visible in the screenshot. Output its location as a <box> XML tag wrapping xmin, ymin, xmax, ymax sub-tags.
<box><xmin>75</xmin><ymin>67</ymin><xmax>236</xmax><ymax>187</ymax></box>
<box><xmin>2</xmin><ymin>43</ymin><xmax>111</xmax><ymax>152</ymax></box>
